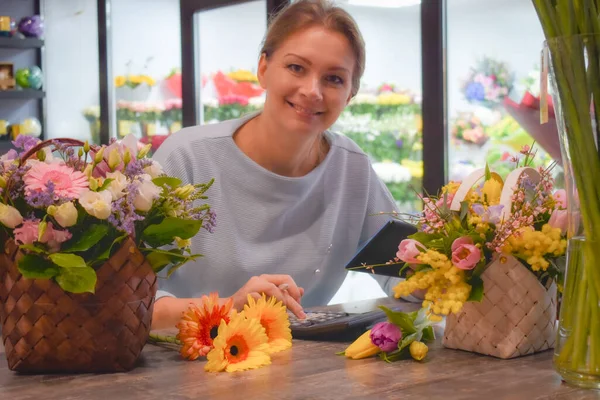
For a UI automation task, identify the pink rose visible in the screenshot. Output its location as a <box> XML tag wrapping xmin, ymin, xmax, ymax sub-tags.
<box><xmin>548</xmin><ymin>209</ymin><xmax>568</xmax><ymax>235</ymax></box>
<box><xmin>451</xmin><ymin>237</ymin><xmax>481</xmax><ymax>270</ymax></box>
<box><xmin>13</xmin><ymin>219</ymin><xmax>72</xmax><ymax>252</ymax></box>
<box><xmin>13</xmin><ymin>219</ymin><xmax>39</xmax><ymax>245</ymax></box>
<box><xmin>397</xmin><ymin>239</ymin><xmax>426</xmax><ymax>264</ymax></box>
<box><xmin>553</xmin><ymin>189</ymin><xmax>567</xmax><ymax>209</ymax></box>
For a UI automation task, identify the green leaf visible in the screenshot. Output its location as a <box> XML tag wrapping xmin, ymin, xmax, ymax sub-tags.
<box><xmin>49</xmin><ymin>253</ymin><xmax>87</xmax><ymax>269</ymax></box>
<box><xmin>97</xmin><ymin>235</ymin><xmax>127</xmax><ymax>261</ymax></box>
<box><xmin>141</xmin><ymin>217</ymin><xmax>202</xmax><ymax>247</ymax></box>
<box><xmin>19</xmin><ymin>244</ymin><xmax>45</xmax><ymax>254</ymax></box>
<box><xmin>17</xmin><ymin>254</ymin><xmax>60</xmax><ymax>279</ymax></box>
<box><xmin>485</xmin><ymin>162</ymin><xmax>491</xmax><ymax>180</ymax></box>
<box><xmin>422</xmin><ymin>326</ymin><xmax>435</xmax><ymax>342</ymax></box>
<box><xmin>62</xmin><ymin>224</ymin><xmax>110</xmax><ymax>253</ymax></box>
<box><xmin>460</xmin><ymin>201</ymin><xmax>470</xmax><ymax>221</ymax></box>
<box><xmin>55</xmin><ymin>267</ymin><xmax>97</xmax><ymax>294</ymax></box>
<box><xmin>398</xmin><ymin>331</ymin><xmax>422</xmax><ymax>352</ymax></box>
<box><xmin>467</xmin><ymin>275</ymin><xmax>484</xmax><ymax>302</ymax></box>
<box><xmin>152</xmin><ymin>177</ymin><xmax>182</xmax><ymax>189</ymax></box>
<box><xmin>167</xmin><ymin>256</ymin><xmax>202</xmax><ymax>278</ymax></box>
<box><xmin>335</xmin><ymin>351</ymin><xmax>345</xmax><ymax>356</ymax></box>
<box><xmin>98</xmin><ymin>178</ymin><xmax>114</xmax><ymax>192</ymax></box>
<box><xmin>379</xmin><ymin>305</ymin><xmax>416</xmax><ymax>335</ymax></box>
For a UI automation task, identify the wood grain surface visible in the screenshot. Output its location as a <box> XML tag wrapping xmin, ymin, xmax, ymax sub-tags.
<box><xmin>1</xmin><ymin>298</ymin><xmax>599</xmax><ymax>400</ymax></box>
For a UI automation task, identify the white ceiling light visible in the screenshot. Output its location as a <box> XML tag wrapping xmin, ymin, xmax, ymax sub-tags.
<box><xmin>346</xmin><ymin>0</ymin><xmax>421</xmax><ymax>8</ymax></box>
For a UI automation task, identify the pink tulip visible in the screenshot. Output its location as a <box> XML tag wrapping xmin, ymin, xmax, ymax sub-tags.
<box><xmin>452</xmin><ymin>242</ymin><xmax>481</xmax><ymax>270</ymax></box>
<box><xmin>548</xmin><ymin>209</ymin><xmax>568</xmax><ymax>235</ymax></box>
<box><xmin>396</xmin><ymin>239</ymin><xmax>426</xmax><ymax>264</ymax></box>
<box><xmin>451</xmin><ymin>236</ymin><xmax>474</xmax><ymax>252</ymax></box>
<box><xmin>553</xmin><ymin>189</ymin><xmax>567</xmax><ymax>209</ymax></box>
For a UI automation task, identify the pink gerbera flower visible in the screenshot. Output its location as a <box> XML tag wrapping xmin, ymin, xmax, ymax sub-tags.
<box><xmin>24</xmin><ymin>162</ymin><xmax>89</xmax><ymax>199</ymax></box>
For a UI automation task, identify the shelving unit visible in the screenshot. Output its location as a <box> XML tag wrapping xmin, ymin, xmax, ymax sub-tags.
<box><xmin>0</xmin><ymin>37</ymin><xmax>44</xmax><ymax>49</ymax></box>
<box><xmin>0</xmin><ymin>89</ymin><xmax>45</xmax><ymax>100</ymax></box>
<box><xmin>0</xmin><ymin>1</ymin><xmax>46</xmax><ymax>150</ymax></box>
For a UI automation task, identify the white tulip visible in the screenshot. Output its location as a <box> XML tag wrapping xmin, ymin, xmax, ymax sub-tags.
<box><xmin>0</xmin><ymin>203</ymin><xmax>23</xmax><ymax>228</ymax></box>
<box><xmin>79</xmin><ymin>190</ymin><xmax>112</xmax><ymax>220</ymax></box>
<box><xmin>133</xmin><ymin>180</ymin><xmax>161</xmax><ymax>212</ymax></box>
<box><xmin>105</xmin><ymin>171</ymin><xmax>128</xmax><ymax>200</ymax></box>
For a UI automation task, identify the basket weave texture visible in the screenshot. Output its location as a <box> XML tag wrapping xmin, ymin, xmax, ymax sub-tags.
<box><xmin>0</xmin><ymin>237</ymin><xmax>157</xmax><ymax>373</ymax></box>
<box><xmin>442</xmin><ymin>255</ymin><xmax>557</xmax><ymax>359</ymax></box>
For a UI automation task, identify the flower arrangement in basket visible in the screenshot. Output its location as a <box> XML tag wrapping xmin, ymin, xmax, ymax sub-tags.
<box><xmin>461</xmin><ymin>56</ymin><xmax>514</xmax><ymax>106</ymax></box>
<box><xmin>0</xmin><ymin>135</ymin><xmax>215</xmax><ymax>373</ymax></box>
<box><xmin>391</xmin><ymin>145</ymin><xmax>566</xmax><ymax>359</ymax></box>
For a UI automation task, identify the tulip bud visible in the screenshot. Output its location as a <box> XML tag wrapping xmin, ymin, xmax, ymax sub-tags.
<box><xmin>344</xmin><ymin>330</ymin><xmax>380</xmax><ymax>360</ymax></box>
<box><xmin>108</xmin><ymin>148</ymin><xmax>121</xmax><ymax>171</ymax></box>
<box><xmin>83</xmin><ymin>164</ymin><xmax>93</xmax><ymax>178</ymax></box>
<box><xmin>36</xmin><ymin>149</ymin><xmax>46</xmax><ymax>162</ymax></box>
<box><xmin>137</xmin><ymin>143</ymin><xmax>152</xmax><ymax>159</ymax></box>
<box><xmin>47</xmin><ymin>205</ymin><xmax>57</xmax><ymax>216</ymax></box>
<box><xmin>94</xmin><ymin>147</ymin><xmax>105</xmax><ymax>164</ymax></box>
<box><xmin>78</xmin><ymin>148</ymin><xmax>84</xmax><ymax>158</ymax></box>
<box><xmin>0</xmin><ymin>175</ymin><xmax>6</xmax><ymax>189</ymax></box>
<box><xmin>38</xmin><ymin>220</ymin><xmax>48</xmax><ymax>242</ymax></box>
<box><xmin>89</xmin><ymin>178</ymin><xmax>99</xmax><ymax>191</ymax></box>
<box><xmin>409</xmin><ymin>341</ymin><xmax>428</xmax><ymax>361</ymax></box>
<box><xmin>123</xmin><ymin>149</ymin><xmax>132</xmax><ymax>165</ymax></box>
<box><xmin>174</xmin><ymin>184</ymin><xmax>194</xmax><ymax>199</ymax></box>
<box><xmin>83</xmin><ymin>141</ymin><xmax>90</xmax><ymax>153</ymax></box>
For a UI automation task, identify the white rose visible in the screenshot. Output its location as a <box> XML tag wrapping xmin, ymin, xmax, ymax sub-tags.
<box><xmin>52</xmin><ymin>202</ymin><xmax>78</xmax><ymax>227</ymax></box>
<box><xmin>143</xmin><ymin>160</ymin><xmax>164</xmax><ymax>179</ymax></box>
<box><xmin>105</xmin><ymin>171</ymin><xmax>128</xmax><ymax>200</ymax></box>
<box><xmin>133</xmin><ymin>180</ymin><xmax>161</xmax><ymax>212</ymax></box>
<box><xmin>0</xmin><ymin>203</ymin><xmax>23</xmax><ymax>228</ymax></box>
<box><xmin>79</xmin><ymin>190</ymin><xmax>112</xmax><ymax>220</ymax></box>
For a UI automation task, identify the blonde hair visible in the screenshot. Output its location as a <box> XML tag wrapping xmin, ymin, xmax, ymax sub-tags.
<box><xmin>260</xmin><ymin>0</ymin><xmax>366</xmax><ymax>97</ymax></box>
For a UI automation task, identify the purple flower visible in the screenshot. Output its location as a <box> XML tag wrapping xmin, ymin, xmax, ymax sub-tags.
<box><xmin>472</xmin><ymin>203</ymin><xmax>504</xmax><ymax>224</ymax></box>
<box><xmin>12</xmin><ymin>135</ymin><xmax>40</xmax><ymax>153</ymax></box>
<box><xmin>370</xmin><ymin>322</ymin><xmax>402</xmax><ymax>352</ymax></box>
<box><xmin>107</xmin><ymin>182</ymin><xmax>145</xmax><ymax>236</ymax></box>
<box><xmin>395</xmin><ymin>139</ymin><xmax>404</xmax><ymax>149</ymax></box>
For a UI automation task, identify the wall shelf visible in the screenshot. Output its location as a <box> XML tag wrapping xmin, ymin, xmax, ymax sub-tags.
<box><xmin>0</xmin><ymin>89</ymin><xmax>45</xmax><ymax>100</ymax></box>
<box><xmin>0</xmin><ymin>37</ymin><xmax>44</xmax><ymax>49</ymax></box>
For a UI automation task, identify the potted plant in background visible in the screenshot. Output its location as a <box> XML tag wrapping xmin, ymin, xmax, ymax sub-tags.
<box><xmin>0</xmin><ymin>134</ymin><xmax>215</xmax><ymax>373</ymax></box>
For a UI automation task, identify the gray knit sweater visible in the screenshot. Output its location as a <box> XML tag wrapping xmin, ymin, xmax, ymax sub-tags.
<box><xmin>152</xmin><ymin>113</ymin><xmax>401</xmax><ymax>308</ymax></box>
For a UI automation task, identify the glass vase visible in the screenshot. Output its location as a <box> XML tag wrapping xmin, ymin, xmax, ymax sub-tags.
<box><xmin>547</xmin><ymin>34</ymin><xmax>600</xmax><ymax>389</ymax></box>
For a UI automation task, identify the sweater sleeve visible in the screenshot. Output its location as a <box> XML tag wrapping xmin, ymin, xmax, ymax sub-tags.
<box><xmin>359</xmin><ymin>164</ymin><xmax>421</xmax><ymax>303</ymax></box>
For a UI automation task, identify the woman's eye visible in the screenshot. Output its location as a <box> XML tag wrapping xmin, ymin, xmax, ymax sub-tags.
<box><xmin>327</xmin><ymin>75</ymin><xmax>344</xmax><ymax>85</ymax></box>
<box><xmin>287</xmin><ymin>64</ymin><xmax>303</xmax><ymax>73</ymax></box>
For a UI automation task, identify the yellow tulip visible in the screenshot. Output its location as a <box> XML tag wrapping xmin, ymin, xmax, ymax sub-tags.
<box><xmin>344</xmin><ymin>330</ymin><xmax>380</xmax><ymax>360</ymax></box>
<box><xmin>482</xmin><ymin>175</ymin><xmax>503</xmax><ymax>205</ymax></box>
<box><xmin>409</xmin><ymin>341</ymin><xmax>428</xmax><ymax>361</ymax></box>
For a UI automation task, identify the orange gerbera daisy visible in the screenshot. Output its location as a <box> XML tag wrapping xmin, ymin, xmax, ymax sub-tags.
<box><xmin>205</xmin><ymin>312</ymin><xmax>271</xmax><ymax>373</ymax></box>
<box><xmin>176</xmin><ymin>292</ymin><xmax>233</xmax><ymax>360</ymax></box>
<box><xmin>243</xmin><ymin>294</ymin><xmax>292</xmax><ymax>353</ymax></box>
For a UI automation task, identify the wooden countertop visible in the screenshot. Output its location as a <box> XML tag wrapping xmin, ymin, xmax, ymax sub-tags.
<box><xmin>1</xmin><ymin>298</ymin><xmax>598</xmax><ymax>400</ymax></box>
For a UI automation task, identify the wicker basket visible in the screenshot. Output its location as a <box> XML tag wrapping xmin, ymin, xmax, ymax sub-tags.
<box><xmin>0</xmin><ymin>237</ymin><xmax>158</xmax><ymax>373</ymax></box>
<box><xmin>442</xmin><ymin>255</ymin><xmax>557</xmax><ymax>359</ymax></box>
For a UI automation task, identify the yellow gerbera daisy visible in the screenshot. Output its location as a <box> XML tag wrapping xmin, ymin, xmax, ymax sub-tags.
<box><xmin>243</xmin><ymin>294</ymin><xmax>292</xmax><ymax>353</ymax></box>
<box><xmin>176</xmin><ymin>292</ymin><xmax>233</xmax><ymax>360</ymax></box>
<box><xmin>205</xmin><ymin>312</ymin><xmax>271</xmax><ymax>373</ymax></box>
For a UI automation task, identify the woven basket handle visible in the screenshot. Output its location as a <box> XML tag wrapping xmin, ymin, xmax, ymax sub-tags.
<box><xmin>448</xmin><ymin>166</ymin><xmax>541</xmax><ymax>221</ymax></box>
<box><xmin>19</xmin><ymin>138</ymin><xmax>101</xmax><ymax>166</ymax></box>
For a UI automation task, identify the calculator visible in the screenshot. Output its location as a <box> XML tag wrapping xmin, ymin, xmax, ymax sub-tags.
<box><xmin>288</xmin><ymin>309</ymin><xmax>391</xmax><ymax>341</ymax></box>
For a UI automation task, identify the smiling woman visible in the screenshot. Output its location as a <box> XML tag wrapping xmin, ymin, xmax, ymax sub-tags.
<box><xmin>151</xmin><ymin>0</ymin><xmax>412</xmax><ymax>330</ymax></box>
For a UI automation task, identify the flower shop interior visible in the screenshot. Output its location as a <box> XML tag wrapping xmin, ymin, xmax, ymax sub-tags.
<box><xmin>0</xmin><ymin>0</ymin><xmax>560</xmax><ymax>306</ymax></box>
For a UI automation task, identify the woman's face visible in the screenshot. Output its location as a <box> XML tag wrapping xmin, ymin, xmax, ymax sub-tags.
<box><xmin>257</xmin><ymin>26</ymin><xmax>356</xmax><ymax>137</ymax></box>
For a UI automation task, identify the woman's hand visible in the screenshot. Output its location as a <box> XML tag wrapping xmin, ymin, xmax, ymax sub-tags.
<box><xmin>230</xmin><ymin>274</ymin><xmax>306</xmax><ymax>319</ymax></box>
